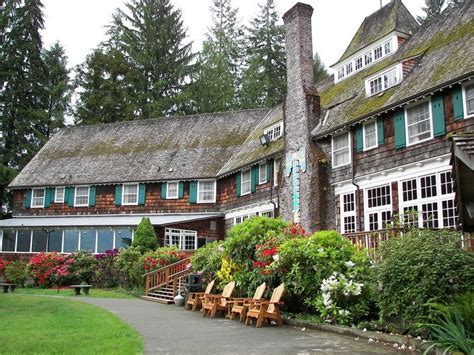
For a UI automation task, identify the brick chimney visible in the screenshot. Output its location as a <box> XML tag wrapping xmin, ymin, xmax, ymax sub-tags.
<box><xmin>279</xmin><ymin>2</ymin><xmax>324</xmax><ymax>233</ymax></box>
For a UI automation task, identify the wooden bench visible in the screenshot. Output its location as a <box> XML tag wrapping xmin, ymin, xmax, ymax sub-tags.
<box><xmin>70</xmin><ymin>285</ymin><xmax>92</xmax><ymax>296</ymax></box>
<box><xmin>0</xmin><ymin>283</ymin><xmax>17</xmax><ymax>293</ymax></box>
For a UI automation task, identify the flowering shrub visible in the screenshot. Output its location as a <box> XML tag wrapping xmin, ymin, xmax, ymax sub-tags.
<box><xmin>282</xmin><ymin>223</ymin><xmax>307</xmax><ymax>238</ymax></box>
<box><xmin>143</xmin><ymin>246</ymin><xmax>186</xmax><ymax>272</ymax></box>
<box><xmin>95</xmin><ymin>249</ymin><xmax>120</xmax><ymax>287</ymax></box>
<box><xmin>114</xmin><ymin>246</ymin><xmax>143</xmax><ymax>288</ymax></box>
<box><xmin>190</xmin><ymin>241</ymin><xmax>222</xmax><ymax>281</ymax></box>
<box><xmin>0</xmin><ymin>257</ymin><xmax>9</xmax><ymax>279</ymax></box>
<box><xmin>50</xmin><ymin>256</ymin><xmax>75</xmax><ymax>286</ymax></box>
<box><xmin>4</xmin><ymin>261</ymin><xmax>28</xmax><ymax>286</ymax></box>
<box><xmin>29</xmin><ymin>252</ymin><xmax>68</xmax><ymax>286</ymax></box>
<box><xmin>216</xmin><ymin>258</ymin><xmax>239</xmax><ymax>290</ymax></box>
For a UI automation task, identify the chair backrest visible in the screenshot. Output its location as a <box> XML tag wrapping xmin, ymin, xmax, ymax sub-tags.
<box><xmin>267</xmin><ymin>283</ymin><xmax>285</xmax><ymax>314</ymax></box>
<box><xmin>219</xmin><ymin>281</ymin><xmax>236</xmax><ymax>306</ymax></box>
<box><xmin>204</xmin><ymin>280</ymin><xmax>215</xmax><ymax>294</ymax></box>
<box><xmin>253</xmin><ymin>282</ymin><xmax>266</xmax><ymax>300</ymax></box>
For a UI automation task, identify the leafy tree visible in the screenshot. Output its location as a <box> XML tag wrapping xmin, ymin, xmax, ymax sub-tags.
<box><xmin>239</xmin><ymin>0</ymin><xmax>286</xmax><ymax>109</ymax></box>
<box><xmin>190</xmin><ymin>0</ymin><xmax>243</xmax><ymax>113</ymax></box>
<box><xmin>313</xmin><ymin>52</ymin><xmax>329</xmax><ymax>84</ymax></box>
<box><xmin>106</xmin><ymin>0</ymin><xmax>194</xmax><ymax>118</ymax></box>
<box><xmin>417</xmin><ymin>0</ymin><xmax>445</xmax><ymax>23</ymax></box>
<box><xmin>74</xmin><ymin>48</ymin><xmax>136</xmax><ymax>125</ymax></box>
<box><xmin>132</xmin><ymin>217</ymin><xmax>158</xmax><ymax>252</ymax></box>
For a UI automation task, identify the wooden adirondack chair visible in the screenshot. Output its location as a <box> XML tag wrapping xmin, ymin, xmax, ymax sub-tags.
<box><xmin>185</xmin><ymin>279</ymin><xmax>215</xmax><ymax>311</ymax></box>
<box><xmin>201</xmin><ymin>281</ymin><xmax>235</xmax><ymax>318</ymax></box>
<box><xmin>245</xmin><ymin>283</ymin><xmax>285</xmax><ymax>328</ymax></box>
<box><xmin>229</xmin><ymin>282</ymin><xmax>266</xmax><ymax>322</ymax></box>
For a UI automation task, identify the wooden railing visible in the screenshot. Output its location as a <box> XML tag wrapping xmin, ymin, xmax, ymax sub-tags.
<box><xmin>144</xmin><ymin>257</ymin><xmax>191</xmax><ymax>295</ymax></box>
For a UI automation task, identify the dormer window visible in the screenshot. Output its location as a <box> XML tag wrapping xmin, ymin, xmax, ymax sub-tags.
<box><xmin>374</xmin><ymin>46</ymin><xmax>383</xmax><ymax>60</ymax></box>
<box><xmin>364</xmin><ymin>52</ymin><xmax>372</xmax><ymax>66</ymax></box>
<box><xmin>264</xmin><ymin>121</ymin><xmax>283</xmax><ymax>142</ymax></box>
<box><xmin>31</xmin><ymin>188</ymin><xmax>45</xmax><ymax>208</ymax></box>
<box><xmin>384</xmin><ymin>40</ymin><xmax>392</xmax><ymax>55</ymax></box>
<box><xmin>355</xmin><ymin>57</ymin><xmax>363</xmax><ymax>70</ymax></box>
<box><xmin>346</xmin><ymin>63</ymin><xmax>353</xmax><ymax>75</ymax></box>
<box><xmin>365</xmin><ymin>64</ymin><xmax>402</xmax><ymax>97</ymax></box>
<box><xmin>337</xmin><ymin>67</ymin><xmax>345</xmax><ymax>80</ymax></box>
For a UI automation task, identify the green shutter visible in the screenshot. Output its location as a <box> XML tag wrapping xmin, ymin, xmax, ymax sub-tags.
<box><xmin>266</xmin><ymin>159</ymin><xmax>273</xmax><ymax>183</ymax></box>
<box><xmin>44</xmin><ymin>188</ymin><xmax>53</xmax><ymax>208</ymax></box>
<box><xmin>67</xmin><ymin>187</ymin><xmax>75</xmax><ymax>207</ymax></box>
<box><xmin>432</xmin><ymin>95</ymin><xmax>446</xmax><ymax>137</ymax></box>
<box><xmin>236</xmin><ymin>172</ymin><xmax>241</xmax><ymax>197</ymax></box>
<box><xmin>189</xmin><ymin>181</ymin><xmax>197</xmax><ymax>204</ymax></box>
<box><xmin>89</xmin><ymin>186</ymin><xmax>96</xmax><ymax>207</ymax></box>
<box><xmin>394</xmin><ymin>109</ymin><xmax>406</xmax><ymax>149</ymax></box>
<box><xmin>178</xmin><ymin>182</ymin><xmax>184</xmax><ymax>199</ymax></box>
<box><xmin>114</xmin><ymin>185</ymin><xmax>122</xmax><ymax>206</ymax></box>
<box><xmin>24</xmin><ymin>189</ymin><xmax>32</xmax><ymax>208</ymax></box>
<box><xmin>138</xmin><ymin>183</ymin><xmax>146</xmax><ymax>205</ymax></box>
<box><xmin>377</xmin><ymin>118</ymin><xmax>384</xmax><ymax>145</ymax></box>
<box><xmin>160</xmin><ymin>182</ymin><xmax>167</xmax><ymax>199</ymax></box>
<box><xmin>452</xmin><ymin>86</ymin><xmax>464</xmax><ymax>120</ymax></box>
<box><xmin>250</xmin><ymin>165</ymin><xmax>259</xmax><ymax>193</ymax></box>
<box><xmin>50</xmin><ymin>188</ymin><xmax>56</xmax><ymax>204</ymax></box>
<box><xmin>356</xmin><ymin>125</ymin><xmax>363</xmax><ymax>152</ymax></box>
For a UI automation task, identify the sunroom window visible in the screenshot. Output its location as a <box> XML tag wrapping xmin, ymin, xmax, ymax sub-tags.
<box><xmin>332</xmin><ymin>133</ymin><xmax>350</xmax><ymax>168</ymax></box>
<box><xmin>31</xmin><ymin>188</ymin><xmax>45</xmax><ymax>208</ymax></box>
<box><xmin>406</xmin><ymin>101</ymin><xmax>432</xmax><ymax>145</ymax></box>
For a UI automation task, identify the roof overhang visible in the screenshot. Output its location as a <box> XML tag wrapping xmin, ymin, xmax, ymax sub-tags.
<box><xmin>0</xmin><ymin>213</ymin><xmax>224</xmax><ymax>229</ymax></box>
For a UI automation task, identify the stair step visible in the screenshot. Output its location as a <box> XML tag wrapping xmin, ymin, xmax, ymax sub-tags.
<box><xmin>141</xmin><ymin>296</ymin><xmax>174</xmax><ymax>304</ymax></box>
<box><xmin>147</xmin><ymin>292</ymin><xmax>174</xmax><ymax>299</ymax></box>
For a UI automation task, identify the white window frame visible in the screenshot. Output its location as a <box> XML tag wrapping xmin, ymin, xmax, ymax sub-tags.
<box><xmin>122</xmin><ymin>183</ymin><xmax>139</xmax><ymax>206</ymax></box>
<box><xmin>166</xmin><ymin>181</ymin><xmax>179</xmax><ymax>200</ymax></box>
<box><xmin>55</xmin><ymin>187</ymin><xmax>65</xmax><ymax>203</ymax></box>
<box><xmin>365</xmin><ymin>64</ymin><xmax>402</xmax><ymax>97</ymax></box>
<box><xmin>332</xmin><ymin>132</ymin><xmax>351</xmax><ymax>168</ymax></box>
<box><xmin>384</xmin><ymin>40</ymin><xmax>392</xmax><ymax>55</ymax></box>
<box><xmin>164</xmin><ymin>228</ymin><xmax>197</xmax><ymax>251</ymax></box>
<box><xmin>364</xmin><ymin>184</ymin><xmax>392</xmax><ymax>231</ymax></box>
<box><xmin>259</xmin><ymin>163</ymin><xmax>267</xmax><ymax>185</ymax></box>
<box><xmin>241</xmin><ymin>169</ymin><xmax>251</xmax><ymax>196</ymax></box>
<box><xmin>363</xmin><ymin>120</ymin><xmax>378</xmax><ymax>151</ymax></box>
<box><xmin>405</xmin><ymin>99</ymin><xmax>433</xmax><ymax>146</ymax></box>
<box><xmin>264</xmin><ymin>121</ymin><xmax>283</xmax><ymax>142</ymax></box>
<box><xmin>273</xmin><ymin>159</ymin><xmax>280</xmax><ymax>187</ymax></box>
<box><xmin>355</xmin><ymin>57</ymin><xmax>363</xmax><ymax>70</ymax></box>
<box><xmin>374</xmin><ymin>45</ymin><xmax>383</xmax><ymax>60</ymax></box>
<box><xmin>340</xmin><ymin>192</ymin><xmax>357</xmax><ymax>234</ymax></box>
<box><xmin>337</xmin><ymin>67</ymin><xmax>345</xmax><ymax>79</ymax></box>
<box><xmin>74</xmin><ymin>186</ymin><xmax>90</xmax><ymax>207</ymax></box>
<box><xmin>31</xmin><ymin>188</ymin><xmax>45</xmax><ymax>208</ymax></box>
<box><xmin>462</xmin><ymin>81</ymin><xmax>474</xmax><ymax>118</ymax></box>
<box><xmin>197</xmin><ymin>180</ymin><xmax>216</xmax><ymax>203</ymax></box>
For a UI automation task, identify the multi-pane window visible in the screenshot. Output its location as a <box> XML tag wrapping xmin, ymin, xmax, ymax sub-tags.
<box><xmin>332</xmin><ymin>133</ymin><xmax>350</xmax><ymax>167</ymax></box>
<box><xmin>406</xmin><ymin>101</ymin><xmax>432</xmax><ymax>145</ymax></box>
<box><xmin>363</xmin><ymin>121</ymin><xmax>377</xmax><ymax>150</ymax></box>
<box><xmin>367</xmin><ymin>185</ymin><xmax>391</xmax><ymax>208</ymax></box>
<box><xmin>273</xmin><ymin>159</ymin><xmax>280</xmax><ymax>187</ymax></box>
<box><xmin>123</xmin><ymin>184</ymin><xmax>138</xmax><ymax>205</ymax></box>
<box><xmin>337</xmin><ymin>67</ymin><xmax>345</xmax><ymax>79</ymax></box>
<box><xmin>264</xmin><ymin>122</ymin><xmax>283</xmax><ymax>142</ymax></box>
<box><xmin>367</xmin><ymin>67</ymin><xmax>399</xmax><ymax>96</ymax></box>
<box><xmin>55</xmin><ymin>187</ymin><xmax>65</xmax><ymax>203</ymax></box>
<box><xmin>166</xmin><ymin>182</ymin><xmax>178</xmax><ymax>199</ymax></box>
<box><xmin>440</xmin><ymin>171</ymin><xmax>454</xmax><ymax>195</ymax></box>
<box><xmin>421</xmin><ymin>175</ymin><xmax>437</xmax><ymax>198</ymax></box>
<box><xmin>374</xmin><ymin>46</ymin><xmax>383</xmax><ymax>60</ymax></box>
<box><xmin>346</xmin><ymin>63</ymin><xmax>353</xmax><ymax>75</ymax></box>
<box><xmin>355</xmin><ymin>57</ymin><xmax>363</xmax><ymax>70</ymax></box>
<box><xmin>31</xmin><ymin>188</ymin><xmax>45</xmax><ymax>208</ymax></box>
<box><xmin>341</xmin><ymin>192</ymin><xmax>356</xmax><ymax>234</ymax></box>
<box><xmin>197</xmin><ymin>180</ymin><xmax>216</xmax><ymax>203</ymax></box>
<box><xmin>369</xmin><ymin>77</ymin><xmax>383</xmax><ymax>96</ymax></box>
<box><xmin>241</xmin><ymin>169</ymin><xmax>251</xmax><ymax>195</ymax></box>
<box><xmin>74</xmin><ymin>186</ymin><xmax>89</xmax><ymax>206</ymax></box>
<box><xmin>364</xmin><ymin>52</ymin><xmax>372</xmax><ymax>65</ymax></box>
<box><xmin>464</xmin><ymin>83</ymin><xmax>474</xmax><ymax>116</ymax></box>
<box><xmin>233</xmin><ymin>210</ymin><xmax>274</xmax><ymax>225</ymax></box>
<box><xmin>259</xmin><ymin>163</ymin><xmax>267</xmax><ymax>184</ymax></box>
<box><xmin>164</xmin><ymin>228</ymin><xmax>197</xmax><ymax>251</ymax></box>
<box><xmin>402</xmin><ymin>179</ymin><xmax>417</xmax><ymax>202</ymax></box>
<box><xmin>384</xmin><ymin>40</ymin><xmax>392</xmax><ymax>55</ymax></box>
<box><xmin>365</xmin><ymin>185</ymin><xmax>392</xmax><ymax>231</ymax></box>
<box><xmin>442</xmin><ymin>200</ymin><xmax>457</xmax><ymax>228</ymax></box>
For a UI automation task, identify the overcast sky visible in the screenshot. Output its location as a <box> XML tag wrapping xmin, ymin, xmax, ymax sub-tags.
<box><xmin>41</xmin><ymin>0</ymin><xmax>426</xmax><ymax>74</ymax></box>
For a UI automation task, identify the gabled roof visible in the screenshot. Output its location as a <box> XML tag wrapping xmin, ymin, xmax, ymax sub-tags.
<box><xmin>333</xmin><ymin>0</ymin><xmax>419</xmax><ymax>66</ymax></box>
<box><xmin>315</xmin><ymin>1</ymin><xmax>474</xmax><ymax>137</ymax></box>
<box><xmin>9</xmin><ymin>109</ymin><xmax>274</xmax><ymax>188</ymax></box>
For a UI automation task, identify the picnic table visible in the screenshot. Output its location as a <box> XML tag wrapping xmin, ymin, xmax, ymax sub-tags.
<box><xmin>70</xmin><ymin>284</ymin><xmax>93</xmax><ymax>296</ymax></box>
<box><xmin>0</xmin><ymin>283</ymin><xmax>17</xmax><ymax>293</ymax></box>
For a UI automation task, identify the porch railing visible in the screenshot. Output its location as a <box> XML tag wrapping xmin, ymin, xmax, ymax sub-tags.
<box><xmin>143</xmin><ymin>257</ymin><xmax>191</xmax><ymax>295</ymax></box>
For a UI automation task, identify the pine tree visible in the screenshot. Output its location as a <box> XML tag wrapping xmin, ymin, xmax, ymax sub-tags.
<box><xmin>106</xmin><ymin>0</ymin><xmax>194</xmax><ymax>118</ymax></box>
<box><xmin>74</xmin><ymin>48</ymin><xmax>136</xmax><ymax>125</ymax></box>
<box><xmin>313</xmin><ymin>53</ymin><xmax>329</xmax><ymax>84</ymax></box>
<box><xmin>417</xmin><ymin>0</ymin><xmax>445</xmax><ymax>23</ymax></box>
<box><xmin>239</xmin><ymin>0</ymin><xmax>286</xmax><ymax>109</ymax></box>
<box><xmin>190</xmin><ymin>0</ymin><xmax>243</xmax><ymax>113</ymax></box>
<box><xmin>132</xmin><ymin>217</ymin><xmax>157</xmax><ymax>252</ymax></box>
<box><xmin>42</xmin><ymin>42</ymin><xmax>71</xmax><ymax>137</ymax></box>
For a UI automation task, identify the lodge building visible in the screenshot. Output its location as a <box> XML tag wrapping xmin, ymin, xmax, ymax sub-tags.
<box><xmin>1</xmin><ymin>0</ymin><xmax>473</xmax><ymax>259</ymax></box>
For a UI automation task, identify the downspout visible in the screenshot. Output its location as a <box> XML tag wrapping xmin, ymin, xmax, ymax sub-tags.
<box><xmin>270</xmin><ymin>160</ymin><xmax>277</xmax><ymax>213</ymax></box>
<box><xmin>351</xmin><ymin>132</ymin><xmax>362</xmax><ymax>232</ymax></box>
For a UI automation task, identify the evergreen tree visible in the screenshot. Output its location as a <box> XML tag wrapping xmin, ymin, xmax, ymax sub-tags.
<box><xmin>190</xmin><ymin>0</ymin><xmax>243</xmax><ymax>113</ymax></box>
<box><xmin>417</xmin><ymin>0</ymin><xmax>445</xmax><ymax>23</ymax></box>
<box><xmin>239</xmin><ymin>0</ymin><xmax>286</xmax><ymax>109</ymax></box>
<box><xmin>74</xmin><ymin>48</ymin><xmax>136</xmax><ymax>125</ymax></box>
<box><xmin>106</xmin><ymin>0</ymin><xmax>194</xmax><ymax>118</ymax></box>
<box><xmin>313</xmin><ymin>53</ymin><xmax>329</xmax><ymax>84</ymax></box>
<box><xmin>132</xmin><ymin>217</ymin><xmax>158</xmax><ymax>252</ymax></box>
<box><xmin>42</xmin><ymin>42</ymin><xmax>71</xmax><ymax>137</ymax></box>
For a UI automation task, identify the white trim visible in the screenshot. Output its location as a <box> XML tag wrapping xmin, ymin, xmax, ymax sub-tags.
<box><xmin>264</xmin><ymin>121</ymin><xmax>283</xmax><ymax>142</ymax></box>
<box><xmin>241</xmin><ymin>169</ymin><xmax>251</xmax><ymax>196</ymax></box>
<box><xmin>164</xmin><ymin>228</ymin><xmax>197</xmax><ymax>251</ymax></box>
<box><xmin>405</xmin><ymin>98</ymin><xmax>433</xmax><ymax>147</ymax></box>
<box><xmin>225</xmin><ymin>201</ymin><xmax>276</xmax><ymax>220</ymax></box>
<box><xmin>462</xmin><ymin>81</ymin><xmax>474</xmax><ymax>119</ymax></box>
<box><xmin>74</xmin><ymin>186</ymin><xmax>90</xmax><ymax>207</ymax></box>
<box><xmin>332</xmin><ymin>131</ymin><xmax>351</xmax><ymax>168</ymax></box>
<box><xmin>340</xmin><ymin>191</ymin><xmax>357</xmax><ymax>234</ymax></box>
<box><xmin>31</xmin><ymin>188</ymin><xmax>45</xmax><ymax>208</ymax></box>
<box><xmin>122</xmin><ymin>183</ymin><xmax>139</xmax><ymax>206</ymax></box>
<box><xmin>273</xmin><ymin>159</ymin><xmax>281</xmax><ymax>187</ymax></box>
<box><xmin>197</xmin><ymin>179</ymin><xmax>216</xmax><ymax>204</ymax></box>
<box><xmin>364</xmin><ymin>184</ymin><xmax>392</xmax><ymax>231</ymax></box>
<box><xmin>365</xmin><ymin>64</ymin><xmax>403</xmax><ymax>97</ymax></box>
<box><xmin>258</xmin><ymin>163</ymin><xmax>267</xmax><ymax>185</ymax></box>
<box><xmin>166</xmin><ymin>181</ymin><xmax>179</xmax><ymax>200</ymax></box>
<box><xmin>54</xmin><ymin>187</ymin><xmax>65</xmax><ymax>203</ymax></box>
<box><xmin>363</xmin><ymin>120</ymin><xmax>378</xmax><ymax>151</ymax></box>
<box><xmin>0</xmin><ymin>229</ymin><xmax>3</xmax><ymax>252</ymax></box>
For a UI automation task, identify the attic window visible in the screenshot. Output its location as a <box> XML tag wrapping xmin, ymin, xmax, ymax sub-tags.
<box><xmin>374</xmin><ymin>46</ymin><xmax>383</xmax><ymax>60</ymax></box>
<box><xmin>123</xmin><ymin>183</ymin><xmax>139</xmax><ymax>205</ymax></box>
<box><xmin>337</xmin><ymin>67</ymin><xmax>345</xmax><ymax>80</ymax></box>
<box><xmin>364</xmin><ymin>52</ymin><xmax>372</xmax><ymax>66</ymax></box>
<box><xmin>384</xmin><ymin>40</ymin><xmax>392</xmax><ymax>55</ymax></box>
<box><xmin>74</xmin><ymin>186</ymin><xmax>90</xmax><ymax>207</ymax></box>
<box><xmin>264</xmin><ymin>121</ymin><xmax>283</xmax><ymax>142</ymax></box>
<box><xmin>365</xmin><ymin>65</ymin><xmax>401</xmax><ymax>97</ymax></box>
<box><xmin>355</xmin><ymin>57</ymin><xmax>363</xmax><ymax>70</ymax></box>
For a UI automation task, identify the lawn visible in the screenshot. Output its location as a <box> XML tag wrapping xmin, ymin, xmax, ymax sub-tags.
<box><xmin>14</xmin><ymin>287</ymin><xmax>139</xmax><ymax>298</ymax></box>
<box><xmin>0</xmin><ymin>294</ymin><xmax>143</xmax><ymax>354</ymax></box>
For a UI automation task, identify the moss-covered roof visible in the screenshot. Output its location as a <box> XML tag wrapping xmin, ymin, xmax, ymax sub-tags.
<box><xmin>334</xmin><ymin>0</ymin><xmax>419</xmax><ymax>65</ymax></box>
<box><xmin>9</xmin><ymin>109</ymin><xmax>276</xmax><ymax>188</ymax></box>
<box><xmin>315</xmin><ymin>1</ymin><xmax>474</xmax><ymax>137</ymax></box>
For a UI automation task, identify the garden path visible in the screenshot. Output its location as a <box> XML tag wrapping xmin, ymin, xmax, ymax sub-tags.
<box><xmin>79</xmin><ymin>297</ymin><xmax>403</xmax><ymax>354</ymax></box>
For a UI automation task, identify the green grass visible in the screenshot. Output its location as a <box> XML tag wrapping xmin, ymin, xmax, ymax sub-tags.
<box><xmin>0</xmin><ymin>294</ymin><xmax>143</xmax><ymax>354</ymax></box>
<box><xmin>14</xmin><ymin>287</ymin><xmax>138</xmax><ymax>299</ymax></box>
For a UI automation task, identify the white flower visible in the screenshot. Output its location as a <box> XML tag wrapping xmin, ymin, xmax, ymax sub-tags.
<box><xmin>322</xmin><ymin>293</ymin><xmax>332</xmax><ymax>307</ymax></box>
<box><xmin>338</xmin><ymin>309</ymin><xmax>350</xmax><ymax>317</ymax></box>
<box><xmin>368</xmin><ymin>338</ymin><xmax>374</xmax><ymax>343</ymax></box>
<box><xmin>272</xmin><ymin>254</ymin><xmax>280</xmax><ymax>262</ymax></box>
<box><xmin>344</xmin><ymin>261</ymin><xmax>355</xmax><ymax>268</ymax></box>
<box><xmin>217</xmin><ymin>245</ymin><xmax>224</xmax><ymax>253</ymax></box>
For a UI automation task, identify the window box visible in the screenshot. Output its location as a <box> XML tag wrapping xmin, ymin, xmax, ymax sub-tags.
<box><xmin>332</xmin><ymin>132</ymin><xmax>351</xmax><ymax>168</ymax></box>
<box><xmin>197</xmin><ymin>180</ymin><xmax>216</xmax><ymax>203</ymax></box>
<box><xmin>31</xmin><ymin>188</ymin><xmax>45</xmax><ymax>208</ymax></box>
<box><xmin>74</xmin><ymin>186</ymin><xmax>90</xmax><ymax>207</ymax></box>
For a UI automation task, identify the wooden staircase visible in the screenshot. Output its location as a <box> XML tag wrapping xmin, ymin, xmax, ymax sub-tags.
<box><xmin>141</xmin><ymin>258</ymin><xmax>191</xmax><ymax>304</ymax></box>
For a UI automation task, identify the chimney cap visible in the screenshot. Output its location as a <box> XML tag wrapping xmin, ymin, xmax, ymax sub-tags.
<box><xmin>283</xmin><ymin>2</ymin><xmax>313</xmax><ymax>24</ymax></box>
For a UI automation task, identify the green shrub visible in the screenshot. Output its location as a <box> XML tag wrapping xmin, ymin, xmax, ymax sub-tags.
<box><xmin>143</xmin><ymin>246</ymin><xmax>186</xmax><ymax>272</ymax></box>
<box><xmin>68</xmin><ymin>251</ymin><xmax>97</xmax><ymax>284</ymax></box>
<box><xmin>375</xmin><ymin>229</ymin><xmax>474</xmax><ymax>331</ymax></box>
<box><xmin>114</xmin><ymin>247</ymin><xmax>144</xmax><ymax>289</ymax></box>
<box><xmin>132</xmin><ymin>217</ymin><xmax>157</xmax><ymax>252</ymax></box>
<box><xmin>190</xmin><ymin>241</ymin><xmax>223</xmax><ymax>281</ymax></box>
<box><xmin>4</xmin><ymin>261</ymin><xmax>28</xmax><ymax>286</ymax></box>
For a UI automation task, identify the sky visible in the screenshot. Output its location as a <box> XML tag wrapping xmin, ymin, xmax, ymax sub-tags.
<box><xmin>41</xmin><ymin>0</ymin><xmax>427</xmax><ymax>74</ymax></box>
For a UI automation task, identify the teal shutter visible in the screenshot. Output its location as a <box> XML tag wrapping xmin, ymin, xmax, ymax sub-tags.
<box><xmin>432</xmin><ymin>95</ymin><xmax>446</xmax><ymax>137</ymax></box>
<box><xmin>24</xmin><ymin>189</ymin><xmax>32</xmax><ymax>208</ymax></box>
<box><xmin>138</xmin><ymin>183</ymin><xmax>146</xmax><ymax>205</ymax></box>
<box><xmin>114</xmin><ymin>185</ymin><xmax>122</xmax><ymax>206</ymax></box>
<box><xmin>44</xmin><ymin>188</ymin><xmax>53</xmax><ymax>208</ymax></box>
<box><xmin>356</xmin><ymin>125</ymin><xmax>363</xmax><ymax>152</ymax></box>
<box><xmin>89</xmin><ymin>186</ymin><xmax>96</xmax><ymax>207</ymax></box>
<box><xmin>236</xmin><ymin>172</ymin><xmax>241</xmax><ymax>197</ymax></box>
<box><xmin>160</xmin><ymin>182</ymin><xmax>167</xmax><ymax>199</ymax></box>
<box><xmin>394</xmin><ymin>109</ymin><xmax>406</xmax><ymax>149</ymax></box>
<box><xmin>452</xmin><ymin>86</ymin><xmax>464</xmax><ymax>120</ymax></box>
<box><xmin>67</xmin><ymin>187</ymin><xmax>75</xmax><ymax>207</ymax></box>
<box><xmin>377</xmin><ymin>118</ymin><xmax>384</xmax><ymax>145</ymax></box>
<box><xmin>189</xmin><ymin>181</ymin><xmax>197</xmax><ymax>204</ymax></box>
<box><xmin>250</xmin><ymin>165</ymin><xmax>259</xmax><ymax>193</ymax></box>
<box><xmin>266</xmin><ymin>159</ymin><xmax>273</xmax><ymax>183</ymax></box>
<box><xmin>178</xmin><ymin>182</ymin><xmax>184</xmax><ymax>199</ymax></box>
<box><xmin>50</xmin><ymin>188</ymin><xmax>56</xmax><ymax>204</ymax></box>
